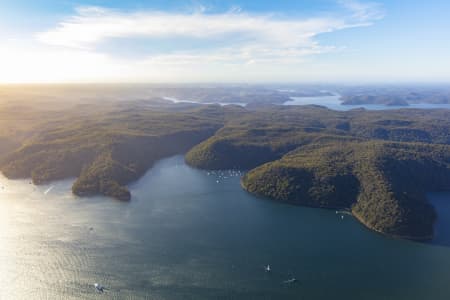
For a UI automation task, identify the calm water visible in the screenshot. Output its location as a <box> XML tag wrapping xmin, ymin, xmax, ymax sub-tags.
<box><xmin>284</xmin><ymin>95</ymin><xmax>450</xmax><ymax>110</ymax></box>
<box><xmin>163</xmin><ymin>96</ymin><xmax>247</xmax><ymax>107</ymax></box>
<box><xmin>1</xmin><ymin>156</ymin><xmax>450</xmax><ymax>300</ymax></box>
<box><xmin>162</xmin><ymin>93</ymin><xmax>450</xmax><ymax>110</ymax></box>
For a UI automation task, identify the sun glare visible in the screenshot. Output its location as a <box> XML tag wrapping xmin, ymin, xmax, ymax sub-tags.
<box><xmin>0</xmin><ymin>46</ymin><xmax>121</xmax><ymax>83</ymax></box>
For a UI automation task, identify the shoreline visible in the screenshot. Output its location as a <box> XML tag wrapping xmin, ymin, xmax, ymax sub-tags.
<box><xmin>241</xmin><ymin>176</ymin><xmax>434</xmax><ymax>242</ymax></box>
<box><xmin>351</xmin><ymin>210</ymin><xmax>434</xmax><ymax>242</ymax></box>
<box><xmin>0</xmin><ymin>159</ymin><xmax>440</xmax><ymax>242</ymax></box>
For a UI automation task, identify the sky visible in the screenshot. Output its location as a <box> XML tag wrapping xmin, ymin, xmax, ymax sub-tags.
<box><xmin>0</xmin><ymin>0</ymin><xmax>449</xmax><ymax>83</ymax></box>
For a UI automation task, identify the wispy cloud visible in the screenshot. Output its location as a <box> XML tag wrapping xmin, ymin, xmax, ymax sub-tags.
<box><xmin>36</xmin><ymin>1</ymin><xmax>384</xmax><ymax>65</ymax></box>
<box><xmin>339</xmin><ymin>0</ymin><xmax>385</xmax><ymax>23</ymax></box>
<box><xmin>37</xmin><ymin>8</ymin><xmax>339</xmax><ymax>49</ymax></box>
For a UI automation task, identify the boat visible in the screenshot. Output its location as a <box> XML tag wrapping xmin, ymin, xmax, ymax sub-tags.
<box><xmin>44</xmin><ymin>186</ymin><xmax>54</xmax><ymax>195</ymax></box>
<box><xmin>283</xmin><ymin>278</ymin><xmax>298</xmax><ymax>284</ymax></box>
<box><xmin>94</xmin><ymin>283</ymin><xmax>105</xmax><ymax>293</ymax></box>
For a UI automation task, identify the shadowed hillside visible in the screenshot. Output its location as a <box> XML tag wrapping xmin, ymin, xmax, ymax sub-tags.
<box><xmin>0</xmin><ymin>100</ymin><xmax>244</xmax><ymax>200</ymax></box>
<box><xmin>186</xmin><ymin>106</ymin><xmax>450</xmax><ymax>240</ymax></box>
<box><xmin>242</xmin><ymin>141</ymin><xmax>450</xmax><ymax>240</ymax></box>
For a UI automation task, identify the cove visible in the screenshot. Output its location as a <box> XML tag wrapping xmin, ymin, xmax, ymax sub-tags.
<box><xmin>1</xmin><ymin>155</ymin><xmax>450</xmax><ymax>299</ymax></box>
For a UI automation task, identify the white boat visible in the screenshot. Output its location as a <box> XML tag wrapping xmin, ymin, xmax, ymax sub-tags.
<box><xmin>94</xmin><ymin>283</ymin><xmax>105</xmax><ymax>293</ymax></box>
<box><xmin>44</xmin><ymin>186</ymin><xmax>54</xmax><ymax>195</ymax></box>
<box><xmin>283</xmin><ymin>278</ymin><xmax>298</xmax><ymax>284</ymax></box>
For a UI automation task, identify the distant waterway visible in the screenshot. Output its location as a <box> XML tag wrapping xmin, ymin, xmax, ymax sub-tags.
<box><xmin>163</xmin><ymin>96</ymin><xmax>247</xmax><ymax>107</ymax></box>
<box><xmin>164</xmin><ymin>94</ymin><xmax>450</xmax><ymax>110</ymax></box>
<box><xmin>283</xmin><ymin>94</ymin><xmax>450</xmax><ymax>110</ymax></box>
<box><xmin>1</xmin><ymin>156</ymin><xmax>450</xmax><ymax>299</ymax></box>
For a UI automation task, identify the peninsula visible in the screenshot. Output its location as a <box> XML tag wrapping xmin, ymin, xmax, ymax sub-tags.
<box><xmin>0</xmin><ymin>93</ymin><xmax>449</xmax><ymax>240</ymax></box>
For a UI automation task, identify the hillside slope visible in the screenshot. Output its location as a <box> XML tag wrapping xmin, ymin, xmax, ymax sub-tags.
<box><xmin>1</xmin><ymin>99</ymin><xmax>450</xmax><ymax>240</ymax></box>
<box><xmin>186</xmin><ymin>106</ymin><xmax>450</xmax><ymax>240</ymax></box>
<box><xmin>242</xmin><ymin>141</ymin><xmax>450</xmax><ymax>240</ymax></box>
<box><xmin>0</xmin><ymin>103</ymin><xmax>235</xmax><ymax>200</ymax></box>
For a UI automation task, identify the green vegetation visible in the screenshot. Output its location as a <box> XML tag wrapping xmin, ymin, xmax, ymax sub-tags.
<box><xmin>186</xmin><ymin>106</ymin><xmax>450</xmax><ymax>240</ymax></box>
<box><xmin>0</xmin><ymin>100</ymin><xmax>231</xmax><ymax>200</ymax></box>
<box><xmin>242</xmin><ymin>141</ymin><xmax>450</xmax><ymax>240</ymax></box>
<box><xmin>1</xmin><ymin>90</ymin><xmax>449</xmax><ymax>240</ymax></box>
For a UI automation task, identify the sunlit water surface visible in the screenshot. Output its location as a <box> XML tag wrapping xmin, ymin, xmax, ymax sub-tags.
<box><xmin>1</xmin><ymin>156</ymin><xmax>450</xmax><ymax>299</ymax></box>
<box><xmin>284</xmin><ymin>94</ymin><xmax>450</xmax><ymax>110</ymax></box>
<box><xmin>161</xmin><ymin>93</ymin><xmax>450</xmax><ymax>110</ymax></box>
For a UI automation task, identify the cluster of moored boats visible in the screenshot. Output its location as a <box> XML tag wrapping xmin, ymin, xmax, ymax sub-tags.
<box><xmin>206</xmin><ymin>170</ymin><xmax>243</xmax><ymax>184</ymax></box>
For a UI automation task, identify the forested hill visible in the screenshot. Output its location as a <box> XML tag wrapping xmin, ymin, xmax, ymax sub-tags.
<box><xmin>241</xmin><ymin>141</ymin><xmax>450</xmax><ymax>240</ymax></box>
<box><xmin>0</xmin><ymin>100</ymin><xmax>245</xmax><ymax>200</ymax></box>
<box><xmin>0</xmin><ymin>98</ymin><xmax>449</xmax><ymax>240</ymax></box>
<box><xmin>185</xmin><ymin>106</ymin><xmax>450</xmax><ymax>240</ymax></box>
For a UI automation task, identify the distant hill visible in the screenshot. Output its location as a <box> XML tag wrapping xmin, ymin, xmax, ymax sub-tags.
<box><xmin>338</xmin><ymin>86</ymin><xmax>450</xmax><ymax>106</ymax></box>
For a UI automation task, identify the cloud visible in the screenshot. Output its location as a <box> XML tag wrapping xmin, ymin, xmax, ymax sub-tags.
<box><xmin>338</xmin><ymin>0</ymin><xmax>385</xmax><ymax>23</ymax></box>
<box><xmin>36</xmin><ymin>1</ymin><xmax>383</xmax><ymax>65</ymax></box>
<box><xmin>0</xmin><ymin>1</ymin><xmax>384</xmax><ymax>83</ymax></box>
<box><xmin>37</xmin><ymin>8</ymin><xmax>338</xmax><ymax>49</ymax></box>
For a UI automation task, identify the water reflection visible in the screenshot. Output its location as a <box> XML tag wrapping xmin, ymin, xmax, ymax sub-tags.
<box><xmin>1</xmin><ymin>156</ymin><xmax>450</xmax><ymax>299</ymax></box>
<box><xmin>429</xmin><ymin>192</ymin><xmax>450</xmax><ymax>247</ymax></box>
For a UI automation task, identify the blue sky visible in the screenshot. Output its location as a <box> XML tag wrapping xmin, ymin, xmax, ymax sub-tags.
<box><xmin>0</xmin><ymin>0</ymin><xmax>449</xmax><ymax>83</ymax></box>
